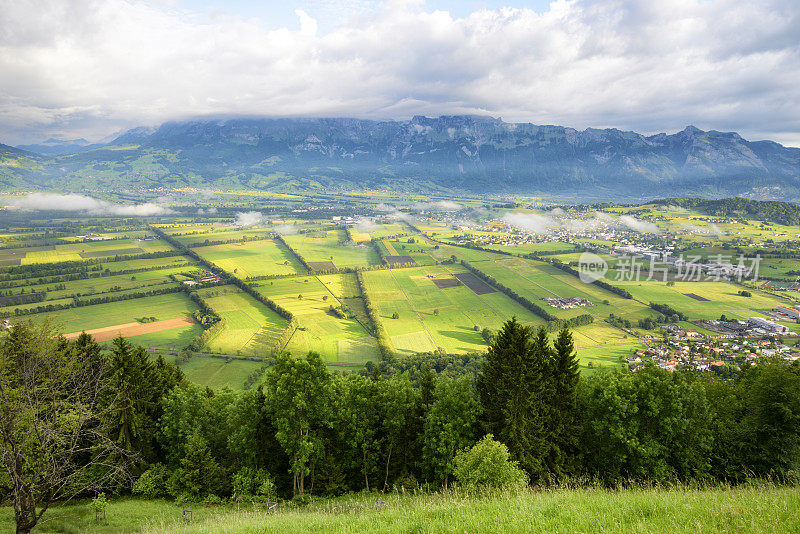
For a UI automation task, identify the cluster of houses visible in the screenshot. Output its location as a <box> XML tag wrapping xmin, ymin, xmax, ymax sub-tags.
<box><xmin>543</xmin><ymin>296</ymin><xmax>592</xmax><ymax>309</ymax></box>
<box><xmin>182</xmin><ymin>271</ymin><xmax>222</xmax><ymax>287</ymax></box>
<box><xmin>629</xmin><ymin>325</ymin><xmax>799</xmax><ymax>372</ymax></box>
<box><xmin>762</xmin><ymin>281</ymin><xmax>800</xmax><ymax>292</ymax></box>
<box><xmin>75</xmin><ymin>233</ymin><xmax>114</xmax><ymax>241</ymax></box>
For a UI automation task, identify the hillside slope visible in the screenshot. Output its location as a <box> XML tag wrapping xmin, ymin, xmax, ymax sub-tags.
<box><xmin>6</xmin><ymin>116</ymin><xmax>800</xmax><ymax>200</ymax></box>
<box><xmin>0</xmin><ymin>143</ymin><xmax>43</xmax><ymax>189</ymax></box>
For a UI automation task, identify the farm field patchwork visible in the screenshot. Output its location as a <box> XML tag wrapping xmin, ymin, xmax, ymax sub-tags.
<box><xmin>197</xmin><ymin>285</ymin><xmax>288</xmax><ymax>356</ymax></box>
<box><xmin>0</xmin><ymin>266</ymin><xmax>191</xmax><ymax>310</ymax></box>
<box><xmin>7</xmin><ymin>204</ymin><xmax>799</xmax><ymax>387</ymax></box>
<box><xmin>282</xmin><ymin>230</ymin><xmax>380</xmax><ymax>268</ymax></box>
<box><xmin>615</xmin><ymin>279</ymin><xmax>795</xmax><ymax>322</ymax></box>
<box><xmin>193</xmin><ymin>239</ymin><xmax>304</xmax><ymax>278</ymax></box>
<box><xmin>254</xmin><ymin>274</ymin><xmax>379</xmax><ymax>363</ymax></box>
<box><xmin>18</xmin><ymin>238</ymin><xmax>175</xmax><ymax>264</ymax></box>
<box><xmin>362</xmin><ymin>265</ymin><xmax>545</xmax><ymax>355</ymax></box>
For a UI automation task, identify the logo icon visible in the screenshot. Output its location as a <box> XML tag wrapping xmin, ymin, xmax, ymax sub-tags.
<box><xmin>578</xmin><ymin>252</ymin><xmax>608</xmax><ymax>283</ymax></box>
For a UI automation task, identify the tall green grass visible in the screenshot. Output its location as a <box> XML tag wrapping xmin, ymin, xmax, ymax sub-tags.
<box><xmin>9</xmin><ymin>484</ymin><xmax>793</xmax><ymax>534</ymax></box>
<box><xmin>142</xmin><ymin>485</ymin><xmax>800</xmax><ymax>533</ymax></box>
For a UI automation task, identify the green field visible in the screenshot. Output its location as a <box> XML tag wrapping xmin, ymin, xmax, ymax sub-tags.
<box><xmin>616</xmin><ymin>279</ymin><xmax>795</xmax><ymax>322</ymax></box>
<box><xmin>477</xmin><ymin>257</ymin><xmax>652</xmax><ymax>322</ymax></box>
<box><xmin>98</xmin><ymin>256</ymin><xmax>192</xmax><ymax>272</ymax></box>
<box><xmin>193</xmin><ymin>239</ymin><xmax>304</xmax><ymax>278</ymax></box>
<box><xmin>0</xmin><ymin>266</ymin><xmax>191</xmax><ymax>312</ymax></box>
<box><xmin>174</xmin><ymin>228</ymin><xmax>273</xmax><ymax>246</ymax></box>
<box><xmin>159</xmin><ymin>352</ymin><xmax>264</xmax><ymax>390</ymax></box>
<box><xmin>197</xmin><ymin>285</ymin><xmax>288</xmax><ymax>356</ymax></box>
<box><xmin>4</xmin><ymin>486</ymin><xmax>797</xmax><ymax>534</ymax></box>
<box><xmin>18</xmin><ymin>238</ymin><xmax>174</xmax><ymax>264</ymax></box>
<box><xmin>28</xmin><ymin>292</ymin><xmax>199</xmax><ymax>334</ymax></box>
<box><xmin>282</xmin><ymin>230</ymin><xmax>380</xmax><ymax>268</ymax></box>
<box><xmin>381</xmin><ymin>238</ymin><xmax>439</xmax><ymax>265</ymax></box>
<box><xmin>452</xmin><ymin>239</ymin><xmax>579</xmax><ymax>256</ymax></box>
<box><xmin>128</xmin><ymin>322</ymin><xmax>203</xmax><ymax>351</ymax></box>
<box><xmin>254</xmin><ymin>275</ymin><xmax>378</xmax><ymax>363</ymax></box>
<box><xmin>362</xmin><ymin>265</ymin><xmax>545</xmax><ymax>355</ymax></box>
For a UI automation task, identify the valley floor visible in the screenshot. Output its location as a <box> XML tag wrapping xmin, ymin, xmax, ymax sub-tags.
<box><xmin>5</xmin><ymin>485</ymin><xmax>798</xmax><ymax>533</ymax></box>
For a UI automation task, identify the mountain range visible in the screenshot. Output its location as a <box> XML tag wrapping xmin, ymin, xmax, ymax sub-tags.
<box><xmin>2</xmin><ymin>116</ymin><xmax>799</xmax><ymax>200</ymax></box>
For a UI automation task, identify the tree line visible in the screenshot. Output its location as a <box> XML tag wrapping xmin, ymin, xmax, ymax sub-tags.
<box><xmin>649</xmin><ymin>302</ymin><xmax>688</xmax><ymax>322</ymax></box>
<box><xmin>0</xmin><ymin>261</ymin><xmax>192</xmax><ymax>289</ymax></box>
<box><xmin>273</xmin><ymin>235</ymin><xmax>312</xmax><ymax>273</ymax></box>
<box><xmin>2</xmin><ymin>319</ymin><xmax>800</xmax><ymax>533</ymax></box>
<box><xmin>10</xmin><ymin>284</ymin><xmax>185</xmax><ymax>317</ymax></box>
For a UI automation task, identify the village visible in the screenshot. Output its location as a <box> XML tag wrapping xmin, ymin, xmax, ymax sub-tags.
<box><xmin>629</xmin><ymin>322</ymin><xmax>800</xmax><ymax>373</ymax></box>
<box><xmin>543</xmin><ymin>296</ymin><xmax>593</xmax><ymax>309</ymax></box>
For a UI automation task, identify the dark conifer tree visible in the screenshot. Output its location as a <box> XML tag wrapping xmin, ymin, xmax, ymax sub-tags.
<box><xmin>546</xmin><ymin>325</ymin><xmax>581</xmax><ymax>477</ymax></box>
<box><xmin>477</xmin><ymin>317</ymin><xmax>547</xmax><ymax>478</ymax></box>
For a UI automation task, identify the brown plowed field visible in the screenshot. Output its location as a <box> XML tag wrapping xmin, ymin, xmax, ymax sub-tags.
<box><xmin>64</xmin><ymin>316</ymin><xmax>195</xmax><ymax>342</ymax></box>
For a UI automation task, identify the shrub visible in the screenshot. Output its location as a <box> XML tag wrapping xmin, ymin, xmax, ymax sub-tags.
<box><xmin>172</xmin><ymin>430</ymin><xmax>227</xmax><ymax>500</ymax></box>
<box><xmin>132</xmin><ymin>464</ymin><xmax>171</xmax><ymax>498</ymax></box>
<box><xmin>90</xmin><ymin>493</ymin><xmax>108</xmax><ymax>515</ymax></box>
<box><xmin>393</xmin><ymin>472</ymin><xmax>419</xmax><ymax>493</ymax></box>
<box><xmin>231</xmin><ymin>467</ymin><xmax>277</xmax><ymax>501</ymax></box>
<box><xmin>453</xmin><ymin>435</ymin><xmax>528</xmax><ymax>490</ymax></box>
<box><xmin>203</xmin><ymin>494</ymin><xmax>225</xmax><ymax>505</ymax></box>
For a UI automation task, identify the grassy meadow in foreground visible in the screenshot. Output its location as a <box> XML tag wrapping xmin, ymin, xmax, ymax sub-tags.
<box><xmin>5</xmin><ymin>486</ymin><xmax>798</xmax><ymax>534</ymax></box>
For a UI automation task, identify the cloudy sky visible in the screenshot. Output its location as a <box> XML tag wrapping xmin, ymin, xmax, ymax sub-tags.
<box><xmin>1</xmin><ymin>0</ymin><xmax>798</xmax><ymax>146</ymax></box>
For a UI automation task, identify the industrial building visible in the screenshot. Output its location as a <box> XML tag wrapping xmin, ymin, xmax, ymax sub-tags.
<box><xmin>748</xmin><ymin>317</ymin><xmax>790</xmax><ymax>334</ymax></box>
<box><xmin>776</xmin><ymin>306</ymin><xmax>800</xmax><ymax>320</ymax></box>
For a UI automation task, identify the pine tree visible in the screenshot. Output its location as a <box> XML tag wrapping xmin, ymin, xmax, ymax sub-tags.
<box><xmin>546</xmin><ymin>325</ymin><xmax>581</xmax><ymax>477</ymax></box>
<box><xmin>73</xmin><ymin>331</ymin><xmax>104</xmax><ymax>373</ymax></box>
<box><xmin>179</xmin><ymin>429</ymin><xmax>224</xmax><ymax>498</ymax></box>
<box><xmin>105</xmin><ymin>336</ymin><xmax>181</xmax><ymax>463</ymax></box>
<box><xmin>106</xmin><ymin>336</ymin><xmax>151</xmax><ymax>452</ymax></box>
<box><xmin>477</xmin><ymin>317</ymin><xmax>548</xmax><ymax>478</ymax></box>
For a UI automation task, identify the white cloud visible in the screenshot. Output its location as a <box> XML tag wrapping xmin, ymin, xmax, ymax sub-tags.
<box><xmin>1</xmin><ymin>0</ymin><xmax>798</xmax><ymax>145</ymax></box>
<box><xmin>232</xmin><ymin>211</ymin><xmax>264</xmax><ymax>226</ymax></box>
<box><xmin>374</xmin><ymin>203</ymin><xmax>396</xmax><ymax>212</ymax></box>
<box><xmin>410</xmin><ymin>200</ymin><xmax>462</xmax><ymax>211</ymax></box>
<box><xmin>680</xmin><ymin>222</ymin><xmax>725</xmax><ymax>236</ymax></box>
<box><xmin>561</xmin><ymin>212</ymin><xmax>613</xmax><ymax>232</ymax></box>
<box><xmin>619</xmin><ymin>215</ymin><xmax>660</xmax><ymax>233</ymax></box>
<box><xmin>4</xmin><ymin>193</ymin><xmax>173</xmax><ymax>216</ymax></box>
<box><xmin>502</xmin><ymin>212</ymin><xmax>558</xmax><ymax>234</ymax></box>
<box><xmin>274</xmin><ymin>223</ymin><xmax>297</xmax><ymax>235</ymax></box>
<box><xmin>664</xmin><ymin>205</ymin><xmax>688</xmax><ymax>213</ymax></box>
<box><xmin>354</xmin><ymin>217</ymin><xmax>377</xmax><ymax>233</ymax></box>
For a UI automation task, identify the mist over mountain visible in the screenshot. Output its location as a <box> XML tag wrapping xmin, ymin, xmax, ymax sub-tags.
<box><xmin>16</xmin><ymin>138</ymin><xmax>101</xmax><ymax>156</ymax></box>
<box><xmin>5</xmin><ymin>116</ymin><xmax>800</xmax><ymax>201</ymax></box>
